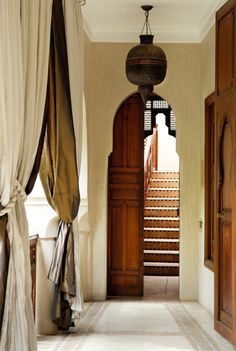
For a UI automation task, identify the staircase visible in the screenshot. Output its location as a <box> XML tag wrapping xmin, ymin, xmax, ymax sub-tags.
<box><xmin>144</xmin><ymin>171</ymin><xmax>180</xmax><ymax>276</ymax></box>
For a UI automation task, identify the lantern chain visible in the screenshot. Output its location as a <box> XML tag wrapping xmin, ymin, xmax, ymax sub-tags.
<box><xmin>141</xmin><ymin>8</ymin><xmax>152</xmax><ymax>35</ymax></box>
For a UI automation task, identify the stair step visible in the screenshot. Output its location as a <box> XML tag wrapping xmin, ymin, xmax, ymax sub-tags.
<box><xmin>144</xmin><ymin>217</ymin><xmax>179</xmax><ymax>220</ymax></box>
<box><xmin>144</xmin><ymin>218</ymin><xmax>179</xmax><ymax>228</ymax></box>
<box><xmin>148</xmin><ymin>188</ymin><xmax>179</xmax><ymax>198</ymax></box>
<box><xmin>144</xmin><ymin>262</ymin><xmax>179</xmax><ymax>267</ymax></box>
<box><xmin>144</xmin><ymin>227</ymin><xmax>179</xmax><ymax>231</ymax></box>
<box><xmin>148</xmin><ymin>188</ymin><xmax>179</xmax><ymax>191</ymax></box>
<box><xmin>144</xmin><ymin>227</ymin><xmax>179</xmax><ymax>232</ymax></box>
<box><xmin>145</xmin><ymin>197</ymin><xmax>180</xmax><ymax>200</ymax></box>
<box><xmin>144</xmin><ymin>230</ymin><xmax>179</xmax><ymax>239</ymax></box>
<box><xmin>145</xmin><ymin>207</ymin><xmax>178</xmax><ymax>210</ymax></box>
<box><xmin>144</xmin><ymin>250</ymin><xmax>179</xmax><ymax>254</ymax></box>
<box><xmin>151</xmin><ymin>171</ymin><xmax>179</xmax><ymax>180</ymax></box>
<box><xmin>144</xmin><ymin>240</ymin><xmax>179</xmax><ymax>251</ymax></box>
<box><xmin>144</xmin><ymin>253</ymin><xmax>179</xmax><ymax>263</ymax></box>
<box><xmin>150</xmin><ymin>179</ymin><xmax>179</xmax><ymax>188</ymax></box>
<box><xmin>144</xmin><ymin>207</ymin><xmax>179</xmax><ymax>217</ymax></box>
<box><xmin>144</xmin><ymin>227</ymin><xmax>179</xmax><ymax>241</ymax></box>
<box><xmin>145</xmin><ymin>198</ymin><xmax>179</xmax><ymax>207</ymax></box>
<box><xmin>144</xmin><ymin>266</ymin><xmax>179</xmax><ymax>276</ymax></box>
<box><xmin>144</xmin><ymin>238</ymin><xmax>179</xmax><ymax>242</ymax></box>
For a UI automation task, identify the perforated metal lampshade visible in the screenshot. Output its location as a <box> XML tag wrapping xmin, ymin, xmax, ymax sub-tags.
<box><xmin>126</xmin><ymin>5</ymin><xmax>167</xmax><ymax>103</ymax></box>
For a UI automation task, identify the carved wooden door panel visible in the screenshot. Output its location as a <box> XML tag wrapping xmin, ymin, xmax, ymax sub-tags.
<box><xmin>215</xmin><ymin>0</ymin><xmax>236</xmax><ymax>343</ymax></box>
<box><xmin>215</xmin><ymin>113</ymin><xmax>234</xmax><ymax>339</ymax></box>
<box><xmin>107</xmin><ymin>93</ymin><xmax>144</xmax><ymax>296</ymax></box>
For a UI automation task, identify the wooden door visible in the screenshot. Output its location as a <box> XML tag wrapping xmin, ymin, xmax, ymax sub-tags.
<box><xmin>107</xmin><ymin>93</ymin><xmax>144</xmax><ymax>296</ymax></box>
<box><xmin>215</xmin><ymin>0</ymin><xmax>236</xmax><ymax>342</ymax></box>
<box><xmin>215</xmin><ymin>111</ymin><xmax>234</xmax><ymax>338</ymax></box>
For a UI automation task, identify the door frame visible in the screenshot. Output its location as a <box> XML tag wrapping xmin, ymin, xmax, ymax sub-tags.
<box><xmin>107</xmin><ymin>91</ymin><xmax>180</xmax><ymax>297</ymax></box>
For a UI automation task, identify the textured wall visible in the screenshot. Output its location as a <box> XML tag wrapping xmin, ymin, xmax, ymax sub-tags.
<box><xmin>198</xmin><ymin>25</ymin><xmax>215</xmax><ymax>315</ymax></box>
<box><xmin>84</xmin><ymin>34</ymin><xmax>202</xmax><ymax>301</ymax></box>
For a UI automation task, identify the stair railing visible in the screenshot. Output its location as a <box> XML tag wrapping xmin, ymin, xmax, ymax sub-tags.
<box><xmin>144</xmin><ymin>128</ymin><xmax>158</xmax><ymax>196</ymax></box>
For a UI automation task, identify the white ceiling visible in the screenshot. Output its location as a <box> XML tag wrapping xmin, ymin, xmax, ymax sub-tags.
<box><xmin>82</xmin><ymin>0</ymin><xmax>227</xmax><ymax>43</ymax></box>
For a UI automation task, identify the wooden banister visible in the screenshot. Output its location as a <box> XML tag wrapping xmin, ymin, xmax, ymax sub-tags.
<box><xmin>152</xmin><ymin>128</ymin><xmax>158</xmax><ymax>171</ymax></box>
<box><xmin>144</xmin><ymin>128</ymin><xmax>158</xmax><ymax>196</ymax></box>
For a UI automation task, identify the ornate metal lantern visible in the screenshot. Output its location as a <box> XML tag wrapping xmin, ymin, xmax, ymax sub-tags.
<box><xmin>126</xmin><ymin>5</ymin><xmax>167</xmax><ymax>103</ymax></box>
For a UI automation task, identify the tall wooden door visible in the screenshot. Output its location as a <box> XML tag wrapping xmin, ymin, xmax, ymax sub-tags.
<box><xmin>107</xmin><ymin>93</ymin><xmax>144</xmax><ymax>296</ymax></box>
<box><xmin>215</xmin><ymin>0</ymin><xmax>236</xmax><ymax>342</ymax></box>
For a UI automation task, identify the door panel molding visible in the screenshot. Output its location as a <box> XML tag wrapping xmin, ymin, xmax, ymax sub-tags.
<box><xmin>204</xmin><ymin>92</ymin><xmax>216</xmax><ymax>271</ymax></box>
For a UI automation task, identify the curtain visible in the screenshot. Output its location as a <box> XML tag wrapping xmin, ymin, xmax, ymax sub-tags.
<box><xmin>40</xmin><ymin>0</ymin><xmax>83</xmax><ymax>330</ymax></box>
<box><xmin>0</xmin><ymin>1</ymin><xmax>52</xmax><ymax>350</ymax></box>
<box><xmin>63</xmin><ymin>0</ymin><xmax>84</xmax><ymax>326</ymax></box>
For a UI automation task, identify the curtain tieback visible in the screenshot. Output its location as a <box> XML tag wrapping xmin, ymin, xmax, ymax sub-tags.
<box><xmin>0</xmin><ymin>180</ymin><xmax>26</xmax><ymax>217</ymax></box>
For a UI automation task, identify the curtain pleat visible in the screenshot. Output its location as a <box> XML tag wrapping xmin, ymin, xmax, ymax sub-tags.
<box><xmin>48</xmin><ymin>221</ymin><xmax>72</xmax><ymax>286</ymax></box>
<box><xmin>0</xmin><ymin>216</ymin><xmax>9</xmax><ymax>329</ymax></box>
<box><xmin>40</xmin><ymin>0</ymin><xmax>81</xmax><ymax>330</ymax></box>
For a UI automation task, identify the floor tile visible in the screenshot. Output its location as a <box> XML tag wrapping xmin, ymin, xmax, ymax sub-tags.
<box><xmin>93</xmin><ymin>302</ymin><xmax>180</xmax><ymax>333</ymax></box>
<box><xmin>80</xmin><ymin>335</ymin><xmax>194</xmax><ymax>351</ymax></box>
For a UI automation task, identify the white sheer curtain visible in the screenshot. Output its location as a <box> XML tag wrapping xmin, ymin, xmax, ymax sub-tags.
<box><xmin>0</xmin><ymin>1</ymin><xmax>52</xmax><ymax>350</ymax></box>
<box><xmin>63</xmin><ymin>0</ymin><xmax>84</xmax><ymax>323</ymax></box>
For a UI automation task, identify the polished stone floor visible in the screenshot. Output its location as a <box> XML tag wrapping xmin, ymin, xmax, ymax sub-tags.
<box><xmin>37</xmin><ymin>277</ymin><xmax>236</xmax><ymax>351</ymax></box>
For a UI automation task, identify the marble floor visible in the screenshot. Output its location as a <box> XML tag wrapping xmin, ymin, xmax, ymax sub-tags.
<box><xmin>37</xmin><ymin>277</ymin><xmax>236</xmax><ymax>351</ymax></box>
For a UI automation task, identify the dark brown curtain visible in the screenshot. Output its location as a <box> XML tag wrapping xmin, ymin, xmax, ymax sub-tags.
<box><xmin>40</xmin><ymin>0</ymin><xmax>80</xmax><ymax>330</ymax></box>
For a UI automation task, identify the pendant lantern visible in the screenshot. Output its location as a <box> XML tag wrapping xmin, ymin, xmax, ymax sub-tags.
<box><xmin>126</xmin><ymin>5</ymin><xmax>167</xmax><ymax>103</ymax></box>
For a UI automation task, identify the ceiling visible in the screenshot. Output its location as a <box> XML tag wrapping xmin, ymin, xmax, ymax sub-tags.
<box><xmin>82</xmin><ymin>0</ymin><xmax>226</xmax><ymax>43</ymax></box>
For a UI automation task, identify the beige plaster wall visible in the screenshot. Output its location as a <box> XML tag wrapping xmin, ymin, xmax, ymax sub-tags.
<box><xmin>198</xmin><ymin>25</ymin><xmax>216</xmax><ymax>314</ymax></box>
<box><xmin>84</xmin><ymin>34</ymin><xmax>202</xmax><ymax>300</ymax></box>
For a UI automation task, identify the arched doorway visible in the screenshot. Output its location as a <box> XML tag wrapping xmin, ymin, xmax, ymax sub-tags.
<box><xmin>107</xmin><ymin>92</ymin><xmax>179</xmax><ymax>297</ymax></box>
<box><xmin>143</xmin><ymin>97</ymin><xmax>179</xmax><ymax>298</ymax></box>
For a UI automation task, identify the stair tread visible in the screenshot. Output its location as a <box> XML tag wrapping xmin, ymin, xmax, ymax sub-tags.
<box><xmin>146</xmin><ymin>197</ymin><xmax>180</xmax><ymax>200</ymax></box>
<box><xmin>144</xmin><ymin>233</ymin><xmax>179</xmax><ymax>239</ymax></box>
<box><xmin>144</xmin><ymin>207</ymin><xmax>178</xmax><ymax>210</ymax></box>
<box><xmin>144</xmin><ymin>262</ymin><xmax>179</xmax><ymax>267</ymax></box>
<box><xmin>149</xmin><ymin>187</ymin><xmax>179</xmax><ymax>190</ymax></box>
<box><xmin>152</xmin><ymin>171</ymin><xmax>179</xmax><ymax>173</ymax></box>
<box><xmin>144</xmin><ymin>234</ymin><xmax>179</xmax><ymax>238</ymax></box>
<box><xmin>144</xmin><ymin>250</ymin><xmax>179</xmax><ymax>254</ymax></box>
<box><xmin>144</xmin><ymin>217</ymin><xmax>179</xmax><ymax>220</ymax></box>
<box><xmin>144</xmin><ymin>227</ymin><xmax>179</xmax><ymax>231</ymax></box>
<box><xmin>144</xmin><ymin>238</ymin><xmax>179</xmax><ymax>242</ymax></box>
<box><xmin>150</xmin><ymin>177</ymin><xmax>179</xmax><ymax>183</ymax></box>
<box><xmin>150</xmin><ymin>185</ymin><xmax>179</xmax><ymax>187</ymax></box>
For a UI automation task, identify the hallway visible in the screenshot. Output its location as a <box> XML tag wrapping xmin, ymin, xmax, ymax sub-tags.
<box><xmin>37</xmin><ymin>278</ymin><xmax>236</xmax><ymax>351</ymax></box>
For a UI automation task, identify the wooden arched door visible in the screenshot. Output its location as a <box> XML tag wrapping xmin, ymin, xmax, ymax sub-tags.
<box><xmin>107</xmin><ymin>93</ymin><xmax>144</xmax><ymax>296</ymax></box>
<box><xmin>214</xmin><ymin>0</ymin><xmax>236</xmax><ymax>343</ymax></box>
